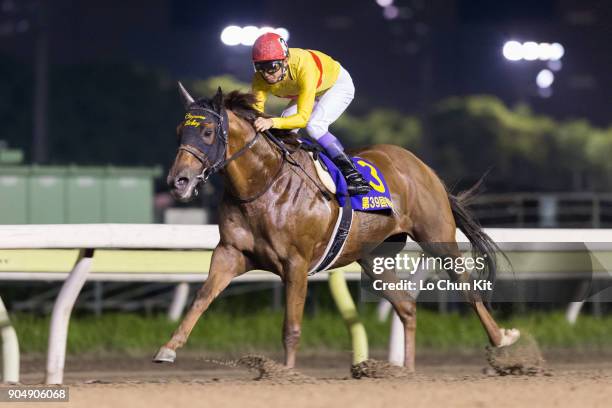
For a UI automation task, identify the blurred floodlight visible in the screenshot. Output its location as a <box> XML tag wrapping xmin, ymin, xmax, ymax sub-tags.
<box><xmin>536</xmin><ymin>69</ymin><xmax>554</xmax><ymax>88</ymax></box>
<box><xmin>503</xmin><ymin>41</ymin><xmax>565</xmax><ymax>62</ymax></box>
<box><xmin>221</xmin><ymin>25</ymin><xmax>290</xmax><ymax>46</ymax></box>
<box><xmin>376</xmin><ymin>0</ymin><xmax>394</xmax><ymax>7</ymax></box>
<box><xmin>274</xmin><ymin>27</ymin><xmax>290</xmax><ymax>41</ymax></box>
<box><xmin>257</xmin><ymin>26</ymin><xmax>275</xmax><ymax>37</ymax></box>
<box><xmin>522</xmin><ymin>42</ymin><xmax>539</xmax><ymax>61</ymax></box>
<box><xmin>537</xmin><ymin>42</ymin><xmax>553</xmax><ymax>61</ymax></box>
<box><xmin>383</xmin><ymin>5</ymin><xmax>399</xmax><ymax>19</ymax></box>
<box><xmin>220</xmin><ymin>25</ymin><xmax>242</xmax><ymax>46</ymax></box>
<box><xmin>503</xmin><ymin>41</ymin><xmax>523</xmax><ymax>61</ymax></box>
<box><xmin>550</xmin><ymin>43</ymin><xmax>565</xmax><ymax>61</ymax></box>
<box><xmin>240</xmin><ymin>25</ymin><xmax>260</xmax><ymax>46</ymax></box>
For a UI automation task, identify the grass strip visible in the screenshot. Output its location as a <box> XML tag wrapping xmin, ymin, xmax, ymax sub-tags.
<box><xmin>8</xmin><ymin>308</ymin><xmax>612</xmax><ymax>354</ymax></box>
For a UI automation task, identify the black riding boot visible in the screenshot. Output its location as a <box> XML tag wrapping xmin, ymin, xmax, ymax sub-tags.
<box><xmin>331</xmin><ymin>152</ymin><xmax>372</xmax><ymax>196</ymax></box>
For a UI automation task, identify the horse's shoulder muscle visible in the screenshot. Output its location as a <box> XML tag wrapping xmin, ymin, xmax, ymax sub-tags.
<box><xmin>218</xmin><ymin>202</ymin><xmax>255</xmax><ymax>251</ymax></box>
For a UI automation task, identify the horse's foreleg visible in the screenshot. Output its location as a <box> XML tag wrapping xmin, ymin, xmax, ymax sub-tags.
<box><xmin>153</xmin><ymin>244</ymin><xmax>248</xmax><ymax>363</ymax></box>
<box><xmin>282</xmin><ymin>268</ymin><xmax>308</xmax><ymax>368</ymax></box>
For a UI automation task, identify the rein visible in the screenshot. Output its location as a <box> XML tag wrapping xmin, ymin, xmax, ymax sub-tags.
<box><xmin>264</xmin><ymin>130</ymin><xmax>332</xmax><ymax>201</ymax></box>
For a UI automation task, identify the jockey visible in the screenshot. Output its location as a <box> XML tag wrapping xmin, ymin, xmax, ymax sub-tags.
<box><xmin>250</xmin><ymin>32</ymin><xmax>371</xmax><ymax>196</ymax></box>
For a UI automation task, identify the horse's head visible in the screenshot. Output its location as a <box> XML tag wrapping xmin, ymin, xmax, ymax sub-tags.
<box><xmin>167</xmin><ymin>82</ymin><xmax>229</xmax><ymax>202</ymax></box>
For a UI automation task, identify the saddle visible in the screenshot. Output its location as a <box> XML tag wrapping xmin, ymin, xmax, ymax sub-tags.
<box><xmin>297</xmin><ymin>139</ymin><xmax>394</xmax><ymax>212</ymax></box>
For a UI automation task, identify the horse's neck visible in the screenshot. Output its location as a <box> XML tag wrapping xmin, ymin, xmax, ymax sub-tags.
<box><xmin>224</xmin><ymin>112</ymin><xmax>282</xmax><ymax>200</ymax></box>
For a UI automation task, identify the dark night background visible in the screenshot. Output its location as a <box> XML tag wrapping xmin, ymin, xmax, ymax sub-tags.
<box><xmin>2</xmin><ymin>0</ymin><xmax>606</xmax><ymax>118</ymax></box>
<box><xmin>1</xmin><ymin>0</ymin><xmax>612</xmax><ymax>192</ymax></box>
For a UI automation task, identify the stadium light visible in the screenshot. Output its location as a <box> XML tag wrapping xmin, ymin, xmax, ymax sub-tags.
<box><xmin>275</xmin><ymin>27</ymin><xmax>289</xmax><ymax>40</ymax></box>
<box><xmin>220</xmin><ymin>25</ymin><xmax>290</xmax><ymax>47</ymax></box>
<box><xmin>502</xmin><ymin>41</ymin><xmax>565</xmax><ymax>62</ymax></box>
<box><xmin>549</xmin><ymin>43</ymin><xmax>565</xmax><ymax>61</ymax></box>
<box><xmin>239</xmin><ymin>25</ymin><xmax>259</xmax><ymax>46</ymax></box>
<box><xmin>257</xmin><ymin>26</ymin><xmax>274</xmax><ymax>37</ymax></box>
<box><xmin>522</xmin><ymin>42</ymin><xmax>539</xmax><ymax>61</ymax></box>
<box><xmin>536</xmin><ymin>69</ymin><xmax>554</xmax><ymax>89</ymax></box>
<box><xmin>220</xmin><ymin>25</ymin><xmax>242</xmax><ymax>46</ymax></box>
<box><xmin>503</xmin><ymin>41</ymin><xmax>563</xmax><ymax>99</ymax></box>
<box><xmin>502</xmin><ymin>41</ymin><xmax>522</xmax><ymax>61</ymax></box>
<box><xmin>537</xmin><ymin>42</ymin><xmax>553</xmax><ymax>61</ymax></box>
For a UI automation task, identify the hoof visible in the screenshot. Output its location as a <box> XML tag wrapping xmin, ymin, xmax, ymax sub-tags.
<box><xmin>497</xmin><ymin>328</ymin><xmax>521</xmax><ymax>347</ymax></box>
<box><xmin>153</xmin><ymin>347</ymin><xmax>176</xmax><ymax>363</ymax></box>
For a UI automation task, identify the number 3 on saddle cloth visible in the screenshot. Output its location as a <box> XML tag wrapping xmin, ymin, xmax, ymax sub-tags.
<box><xmin>301</xmin><ymin>139</ymin><xmax>394</xmax><ymax>275</ymax></box>
<box><xmin>317</xmin><ymin>154</ymin><xmax>394</xmax><ymax>211</ymax></box>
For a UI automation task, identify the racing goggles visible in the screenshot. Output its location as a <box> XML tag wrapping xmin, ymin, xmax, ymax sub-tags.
<box><xmin>254</xmin><ymin>60</ymin><xmax>284</xmax><ymax>75</ymax></box>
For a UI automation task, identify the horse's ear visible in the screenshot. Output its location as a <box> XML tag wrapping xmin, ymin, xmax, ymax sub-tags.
<box><xmin>178</xmin><ymin>81</ymin><xmax>195</xmax><ymax>109</ymax></box>
<box><xmin>212</xmin><ymin>87</ymin><xmax>223</xmax><ymax>112</ymax></box>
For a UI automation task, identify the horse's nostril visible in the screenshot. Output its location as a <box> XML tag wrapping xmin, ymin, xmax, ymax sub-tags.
<box><xmin>175</xmin><ymin>177</ymin><xmax>189</xmax><ymax>189</ymax></box>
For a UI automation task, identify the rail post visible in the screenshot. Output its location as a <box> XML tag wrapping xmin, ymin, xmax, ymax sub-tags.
<box><xmin>45</xmin><ymin>248</ymin><xmax>94</xmax><ymax>384</ymax></box>
<box><xmin>0</xmin><ymin>296</ymin><xmax>19</xmax><ymax>383</ymax></box>
<box><xmin>328</xmin><ymin>270</ymin><xmax>368</xmax><ymax>364</ymax></box>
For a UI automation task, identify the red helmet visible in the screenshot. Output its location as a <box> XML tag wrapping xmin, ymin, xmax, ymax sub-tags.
<box><xmin>252</xmin><ymin>32</ymin><xmax>289</xmax><ymax>62</ymax></box>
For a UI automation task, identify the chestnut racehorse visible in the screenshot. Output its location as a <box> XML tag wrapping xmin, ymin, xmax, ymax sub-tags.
<box><xmin>153</xmin><ymin>84</ymin><xmax>520</xmax><ymax>371</ymax></box>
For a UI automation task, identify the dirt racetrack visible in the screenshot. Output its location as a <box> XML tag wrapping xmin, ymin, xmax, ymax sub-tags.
<box><xmin>6</xmin><ymin>351</ymin><xmax>612</xmax><ymax>408</ymax></box>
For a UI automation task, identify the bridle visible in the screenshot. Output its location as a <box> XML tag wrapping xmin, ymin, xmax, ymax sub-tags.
<box><xmin>178</xmin><ymin>104</ymin><xmax>287</xmax><ymax>202</ymax></box>
<box><xmin>178</xmin><ymin>105</ymin><xmax>262</xmax><ymax>184</ymax></box>
<box><xmin>177</xmin><ymin>103</ymin><xmax>331</xmax><ymax>203</ymax></box>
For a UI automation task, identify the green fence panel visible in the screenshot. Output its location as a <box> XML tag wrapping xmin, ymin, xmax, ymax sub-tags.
<box><xmin>66</xmin><ymin>167</ymin><xmax>105</xmax><ymax>223</ymax></box>
<box><xmin>0</xmin><ymin>165</ymin><xmax>161</xmax><ymax>224</ymax></box>
<box><xmin>103</xmin><ymin>167</ymin><xmax>161</xmax><ymax>223</ymax></box>
<box><xmin>28</xmin><ymin>167</ymin><xmax>66</xmax><ymax>224</ymax></box>
<box><xmin>0</xmin><ymin>167</ymin><xmax>29</xmax><ymax>224</ymax></box>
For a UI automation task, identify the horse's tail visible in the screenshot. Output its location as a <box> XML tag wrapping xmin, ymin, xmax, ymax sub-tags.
<box><xmin>447</xmin><ymin>176</ymin><xmax>504</xmax><ymax>290</ymax></box>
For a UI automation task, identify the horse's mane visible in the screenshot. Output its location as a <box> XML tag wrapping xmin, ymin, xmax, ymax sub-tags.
<box><xmin>223</xmin><ymin>91</ymin><xmax>261</xmax><ymax>122</ymax></box>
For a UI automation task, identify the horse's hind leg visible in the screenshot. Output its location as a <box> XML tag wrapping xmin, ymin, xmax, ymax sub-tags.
<box><xmin>359</xmin><ymin>256</ymin><xmax>417</xmax><ymax>372</ymax></box>
<box><xmin>416</xmin><ymin>236</ymin><xmax>519</xmax><ymax>347</ymax></box>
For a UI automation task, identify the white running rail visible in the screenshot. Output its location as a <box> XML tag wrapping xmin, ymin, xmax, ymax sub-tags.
<box><xmin>0</xmin><ymin>226</ymin><xmax>611</xmax><ymax>382</ymax></box>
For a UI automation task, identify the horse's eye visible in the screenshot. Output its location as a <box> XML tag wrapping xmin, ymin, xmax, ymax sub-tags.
<box><xmin>204</xmin><ymin>129</ymin><xmax>213</xmax><ymax>137</ymax></box>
